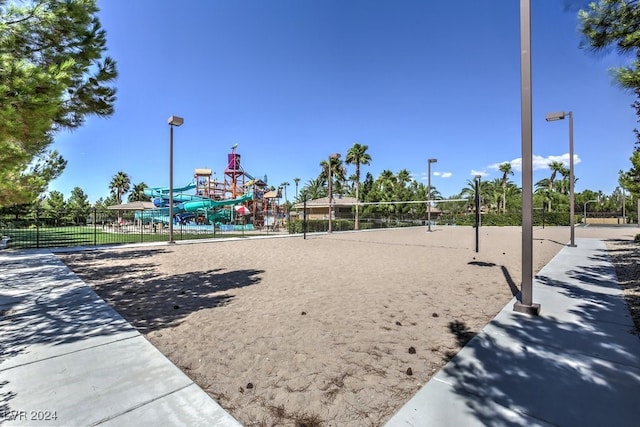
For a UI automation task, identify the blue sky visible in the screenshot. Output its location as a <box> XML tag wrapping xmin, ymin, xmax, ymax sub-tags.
<box><xmin>49</xmin><ymin>0</ymin><xmax>638</xmax><ymax>203</ymax></box>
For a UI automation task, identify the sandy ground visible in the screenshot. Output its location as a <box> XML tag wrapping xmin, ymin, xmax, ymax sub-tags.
<box><xmin>58</xmin><ymin>225</ymin><xmax>638</xmax><ymax>426</ymax></box>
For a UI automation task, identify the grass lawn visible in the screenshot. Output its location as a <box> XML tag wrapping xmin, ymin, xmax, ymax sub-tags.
<box><xmin>0</xmin><ymin>226</ymin><xmax>251</xmax><ymax>249</ymax></box>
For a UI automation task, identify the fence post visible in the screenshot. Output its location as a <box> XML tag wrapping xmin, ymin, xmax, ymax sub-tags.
<box><xmin>93</xmin><ymin>207</ymin><xmax>97</xmax><ymax>245</ymax></box>
<box><xmin>36</xmin><ymin>208</ymin><xmax>40</xmax><ymax>248</ymax></box>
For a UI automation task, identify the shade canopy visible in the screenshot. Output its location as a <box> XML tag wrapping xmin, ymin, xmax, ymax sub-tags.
<box><xmin>107</xmin><ymin>201</ymin><xmax>157</xmax><ymax>210</ymax></box>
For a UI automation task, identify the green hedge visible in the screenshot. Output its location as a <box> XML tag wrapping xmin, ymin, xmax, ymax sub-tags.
<box><xmin>439</xmin><ymin>212</ymin><xmax>577</xmax><ymax>227</ymax></box>
<box><xmin>288</xmin><ymin>212</ymin><xmax>581</xmax><ymax>233</ymax></box>
<box><xmin>287</xmin><ymin>219</ymin><xmax>426</xmax><ymax>233</ymax></box>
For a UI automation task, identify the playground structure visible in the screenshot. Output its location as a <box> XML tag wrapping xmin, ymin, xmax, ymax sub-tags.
<box><xmin>137</xmin><ymin>145</ymin><xmax>283</xmax><ymax>230</ymax></box>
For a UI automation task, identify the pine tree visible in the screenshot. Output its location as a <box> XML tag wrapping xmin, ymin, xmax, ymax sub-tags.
<box><xmin>0</xmin><ymin>0</ymin><xmax>117</xmax><ymax>206</ymax></box>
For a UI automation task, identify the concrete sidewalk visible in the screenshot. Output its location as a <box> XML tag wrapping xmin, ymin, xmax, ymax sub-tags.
<box><xmin>387</xmin><ymin>237</ymin><xmax>640</xmax><ymax>426</ymax></box>
<box><xmin>0</xmin><ymin>249</ymin><xmax>240</xmax><ymax>426</ymax></box>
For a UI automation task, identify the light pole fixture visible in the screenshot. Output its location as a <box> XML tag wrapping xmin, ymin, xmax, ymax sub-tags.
<box><xmin>545</xmin><ymin>110</ymin><xmax>576</xmax><ymax>247</ymax></box>
<box><xmin>168</xmin><ymin>115</ymin><xmax>184</xmax><ymax>244</ymax></box>
<box><xmin>513</xmin><ymin>0</ymin><xmax>540</xmax><ymax>316</ymax></box>
<box><xmin>327</xmin><ymin>152</ymin><xmax>341</xmax><ymax>233</ymax></box>
<box><xmin>427</xmin><ymin>158</ymin><xmax>438</xmax><ymax>232</ymax></box>
<box><xmin>583</xmin><ymin>198</ymin><xmax>599</xmax><ymax>224</ymax></box>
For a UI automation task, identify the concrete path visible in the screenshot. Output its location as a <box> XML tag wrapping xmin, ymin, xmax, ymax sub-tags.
<box><xmin>386</xmin><ymin>238</ymin><xmax>640</xmax><ymax>426</ymax></box>
<box><xmin>0</xmin><ymin>250</ymin><xmax>240</xmax><ymax>426</ymax></box>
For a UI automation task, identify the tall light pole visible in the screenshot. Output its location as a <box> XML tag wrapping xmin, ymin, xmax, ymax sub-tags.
<box><xmin>513</xmin><ymin>0</ymin><xmax>540</xmax><ymax>316</ymax></box>
<box><xmin>168</xmin><ymin>115</ymin><xmax>184</xmax><ymax>244</ymax></box>
<box><xmin>474</xmin><ymin>174</ymin><xmax>481</xmax><ymax>253</ymax></box>
<box><xmin>427</xmin><ymin>158</ymin><xmax>437</xmax><ymax>232</ymax></box>
<box><xmin>545</xmin><ymin>110</ymin><xmax>576</xmax><ymax>247</ymax></box>
<box><xmin>327</xmin><ymin>153</ymin><xmax>341</xmax><ymax>233</ymax></box>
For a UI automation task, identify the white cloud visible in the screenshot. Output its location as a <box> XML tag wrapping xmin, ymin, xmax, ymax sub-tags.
<box><xmin>489</xmin><ymin>153</ymin><xmax>581</xmax><ymax>173</ymax></box>
<box><xmin>433</xmin><ymin>172</ymin><xmax>453</xmax><ymax>178</ymax></box>
<box><xmin>470</xmin><ymin>169</ymin><xmax>489</xmax><ymax>177</ymax></box>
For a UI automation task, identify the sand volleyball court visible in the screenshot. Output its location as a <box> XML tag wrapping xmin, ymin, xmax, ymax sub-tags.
<box><xmin>58</xmin><ymin>226</ymin><xmax>636</xmax><ymax>426</ymax></box>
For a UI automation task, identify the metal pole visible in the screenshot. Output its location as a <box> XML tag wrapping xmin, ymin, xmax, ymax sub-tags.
<box><xmin>303</xmin><ymin>197</ymin><xmax>307</xmax><ymax>239</ymax></box>
<box><xmin>474</xmin><ymin>177</ymin><xmax>480</xmax><ymax>253</ymax></box>
<box><xmin>428</xmin><ymin>161</ymin><xmax>432</xmax><ymax>232</ymax></box>
<box><xmin>328</xmin><ymin>156</ymin><xmax>333</xmax><ymax>233</ymax></box>
<box><xmin>93</xmin><ymin>207</ymin><xmax>97</xmax><ymax>246</ymax></box>
<box><xmin>169</xmin><ymin>124</ymin><xmax>175</xmax><ymax>244</ymax></box>
<box><xmin>568</xmin><ymin>112</ymin><xmax>576</xmax><ymax>247</ymax></box>
<box><xmin>514</xmin><ymin>0</ymin><xmax>539</xmax><ymax>315</ymax></box>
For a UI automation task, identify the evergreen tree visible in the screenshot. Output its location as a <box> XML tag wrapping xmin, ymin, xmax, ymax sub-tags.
<box><xmin>0</xmin><ymin>0</ymin><xmax>118</xmax><ymax>206</ymax></box>
<box><xmin>43</xmin><ymin>190</ymin><xmax>67</xmax><ymax>225</ymax></box>
<box><xmin>579</xmin><ymin>1</ymin><xmax>640</xmax><ymax>90</ymax></box>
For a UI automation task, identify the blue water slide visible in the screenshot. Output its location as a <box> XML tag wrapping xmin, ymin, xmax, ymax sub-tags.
<box><xmin>182</xmin><ymin>192</ymin><xmax>253</xmax><ymax>212</ymax></box>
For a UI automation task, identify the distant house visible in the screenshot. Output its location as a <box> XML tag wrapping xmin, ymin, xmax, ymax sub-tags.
<box><xmin>292</xmin><ymin>196</ymin><xmax>358</xmax><ymax>220</ymax></box>
<box><xmin>292</xmin><ymin>196</ymin><xmax>442</xmax><ymax>221</ymax></box>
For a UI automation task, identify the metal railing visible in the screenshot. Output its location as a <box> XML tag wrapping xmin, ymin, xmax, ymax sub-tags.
<box><xmin>0</xmin><ymin>207</ymin><xmax>272</xmax><ymax>250</ymax></box>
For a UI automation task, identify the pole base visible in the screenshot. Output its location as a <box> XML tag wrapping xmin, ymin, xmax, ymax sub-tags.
<box><xmin>513</xmin><ymin>301</ymin><xmax>541</xmax><ymax>316</ymax></box>
<box><xmin>567</xmin><ymin>244</ymin><xmax>577</xmax><ymax>247</ymax></box>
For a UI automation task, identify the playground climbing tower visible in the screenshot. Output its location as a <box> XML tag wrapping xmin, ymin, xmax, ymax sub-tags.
<box><xmin>195</xmin><ymin>168</ymin><xmax>225</xmax><ymax>200</ymax></box>
<box><xmin>224</xmin><ymin>144</ymin><xmax>247</xmax><ymax>200</ymax></box>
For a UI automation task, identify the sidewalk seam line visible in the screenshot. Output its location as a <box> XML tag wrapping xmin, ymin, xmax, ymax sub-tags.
<box><xmin>89</xmin><ymin>382</ymin><xmax>194</xmax><ymax>426</ymax></box>
<box><xmin>0</xmin><ymin>334</ymin><xmax>139</xmax><ymax>372</ymax></box>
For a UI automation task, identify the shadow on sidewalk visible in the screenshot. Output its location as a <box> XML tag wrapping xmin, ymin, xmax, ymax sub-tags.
<box><xmin>442</xmin><ymin>246</ymin><xmax>640</xmax><ymax>427</ymax></box>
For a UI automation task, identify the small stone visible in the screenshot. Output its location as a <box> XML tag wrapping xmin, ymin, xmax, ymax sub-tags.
<box><xmin>301</xmin><ymin>311</ymin><xmax>307</xmax><ymax>315</ymax></box>
<box><xmin>247</xmin><ymin>382</ymin><xmax>254</xmax><ymax>389</ymax></box>
<box><xmin>173</xmin><ymin>305</ymin><xmax>180</xmax><ymax>310</ymax></box>
<box><xmin>408</xmin><ymin>346</ymin><xmax>416</xmax><ymax>354</ymax></box>
<box><xmin>432</xmin><ymin>313</ymin><xmax>439</xmax><ymax>318</ymax></box>
<box><xmin>395</xmin><ymin>321</ymin><xmax>402</xmax><ymax>326</ymax></box>
<box><xmin>406</xmin><ymin>367</ymin><xmax>413</xmax><ymax>376</ymax></box>
<box><xmin>239</xmin><ymin>387</ymin><xmax>244</xmax><ymax>393</ymax></box>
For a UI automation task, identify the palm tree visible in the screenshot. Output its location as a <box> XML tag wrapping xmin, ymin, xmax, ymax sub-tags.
<box><xmin>319</xmin><ymin>156</ymin><xmax>347</xmax><ymax>195</ymax></box>
<box><xmin>109</xmin><ymin>171</ymin><xmax>131</xmax><ymax>204</ymax></box>
<box><xmin>302</xmin><ymin>177</ymin><xmax>325</xmax><ymax>200</ymax></box>
<box><xmin>544</xmin><ymin>161</ymin><xmax>564</xmax><ymax>211</ymax></box>
<box><xmin>498</xmin><ymin>162</ymin><xmax>513</xmax><ymax>214</ymax></box>
<box><xmin>395</xmin><ymin>169</ymin><xmax>413</xmax><ymax>213</ymax></box>
<box><xmin>345</xmin><ymin>143</ymin><xmax>372</xmax><ymax>229</ymax></box>
<box><xmin>294</xmin><ymin>177</ymin><xmax>301</xmax><ymax>200</ymax></box>
<box><xmin>128</xmin><ymin>182</ymin><xmax>150</xmax><ymax>202</ymax></box>
<box><xmin>280</xmin><ymin>182</ymin><xmax>290</xmax><ymax>204</ymax></box>
<box><xmin>109</xmin><ymin>171</ymin><xmax>131</xmax><ymax>224</ymax></box>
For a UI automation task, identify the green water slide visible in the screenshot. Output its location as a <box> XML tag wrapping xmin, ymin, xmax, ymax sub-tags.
<box><xmin>182</xmin><ymin>192</ymin><xmax>253</xmax><ymax>213</ymax></box>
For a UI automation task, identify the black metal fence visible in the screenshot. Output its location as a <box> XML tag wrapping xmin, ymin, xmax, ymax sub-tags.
<box><xmin>0</xmin><ymin>207</ymin><xmax>277</xmax><ymax>250</ymax></box>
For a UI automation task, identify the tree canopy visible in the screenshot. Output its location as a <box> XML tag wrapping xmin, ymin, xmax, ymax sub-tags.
<box><xmin>579</xmin><ymin>0</ymin><xmax>640</xmax><ymax>89</ymax></box>
<box><xmin>0</xmin><ymin>0</ymin><xmax>117</xmax><ymax>207</ymax></box>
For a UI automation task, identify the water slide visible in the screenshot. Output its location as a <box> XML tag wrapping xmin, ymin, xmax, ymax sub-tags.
<box><xmin>182</xmin><ymin>192</ymin><xmax>253</xmax><ymax>212</ymax></box>
<box><xmin>143</xmin><ymin>182</ymin><xmax>197</xmax><ymax>199</ymax></box>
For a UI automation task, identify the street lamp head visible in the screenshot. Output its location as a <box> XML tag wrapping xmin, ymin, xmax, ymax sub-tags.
<box><xmin>475</xmin><ymin>174</ymin><xmax>482</xmax><ymax>180</ymax></box>
<box><xmin>428</xmin><ymin>158</ymin><xmax>438</xmax><ymax>164</ymax></box>
<box><xmin>545</xmin><ymin>111</ymin><xmax>567</xmax><ymax>122</ymax></box>
<box><xmin>329</xmin><ymin>153</ymin><xmax>341</xmax><ymax>159</ymax></box>
<box><xmin>168</xmin><ymin>115</ymin><xmax>184</xmax><ymax>126</ymax></box>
